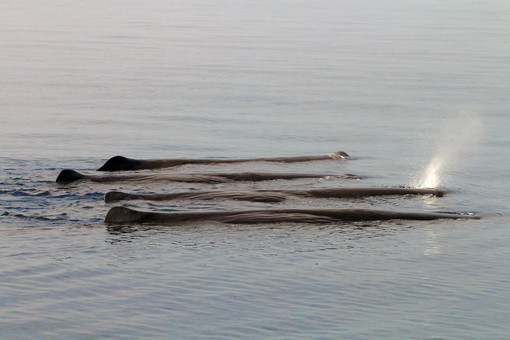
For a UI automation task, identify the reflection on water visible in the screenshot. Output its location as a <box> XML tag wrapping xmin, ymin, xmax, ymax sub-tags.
<box><xmin>419</xmin><ymin>192</ymin><xmax>442</xmax><ymax>210</ymax></box>
<box><xmin>423</xmin><ymin>229</ymin><xmax>442</xmax><ymax>256</ymax></box>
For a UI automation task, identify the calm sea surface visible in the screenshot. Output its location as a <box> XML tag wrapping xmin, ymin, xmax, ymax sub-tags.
<box><xmin>1</xmin><ymin>1</ymin><xmax>509</xmax><ymax>339</ymax></box>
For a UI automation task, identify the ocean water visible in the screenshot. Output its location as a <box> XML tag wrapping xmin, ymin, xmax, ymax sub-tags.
<box><xmin>1</xmin><ymin>0</ymin><xmax>509</xmax><ymax>339</ymax></box>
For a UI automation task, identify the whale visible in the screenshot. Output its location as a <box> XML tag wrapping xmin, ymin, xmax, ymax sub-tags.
<box><xmin>56</xmin><ymin>169</ymin><xmax>363</xmax><ymax>184</ymax></box>
<box><xmin>105</xmin><ymin>206</ymin><xmax>479</xmax><ymax>225</ymax></box>
<box><xmin>97</xmin><ymin>151</ymin><xmax>351</xmax><ymax>171</ymax></box>
<box><xmin>104</xmin><ymin>187</ymin><xmax>447</xmax><ymax>203</ymax></box>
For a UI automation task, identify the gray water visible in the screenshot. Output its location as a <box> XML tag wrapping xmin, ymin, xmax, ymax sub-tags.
<box><xmin>1</xmin><ymin>0</ymin><xmax>509</xmax><ymax>339</ymax></box>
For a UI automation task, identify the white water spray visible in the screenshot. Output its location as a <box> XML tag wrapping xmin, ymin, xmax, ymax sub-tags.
<box><xmin>419</xmin><ymin>157</ymin><xmax>442</xmax><ymax>188</ymax></box>
<box><xmin>415</xmin><ymin>109</ymin><xmax>483</xmax><ymax>189</ymax></box>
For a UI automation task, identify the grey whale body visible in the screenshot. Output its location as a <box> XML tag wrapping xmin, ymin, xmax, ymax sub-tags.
<box><xmin>56</xmin><ymin>169</ymin><xmax>363</xmax><ymax>184</ymax></box>
<box><xmin>105</xmin><ymin>206</ymin><xmax>479</xmax><ymax>225</ymax></box>
<box><xmin>97</xmin><ymin>151</ymin><xmax>351</xmax><ymax>171</ymax></box>
<box><xmin>105</xmin><ymin>187</ymin><xmax>447</xmax><ymax>203</ymax></box>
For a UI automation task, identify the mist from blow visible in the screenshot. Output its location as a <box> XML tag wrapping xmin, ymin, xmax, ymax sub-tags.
<box><xmin>415</xmin><ymin>109</ymin><xmax>483</xmax><ymax>189</ymax></box>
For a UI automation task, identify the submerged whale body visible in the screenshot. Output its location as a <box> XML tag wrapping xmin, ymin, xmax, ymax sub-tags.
<box><xmin>97</xmin><ymin>151</ymin><xmax>352</xmax><ymax>171</ymax></box>
<box><xmin>105</xmin><ymin>206</ymin><xmax>479</xmax><ymax>225</ymax></box>
<box><xmin>56</xmin><ymin>169</ymin><xmax>363</xmax><ymax>184</ymax></box>
<box><xmin>104</xmin><ymin>187</ymin><xmax>447</xmax><ymax>203</ymax></box>
<box><xmin>105</xmin><ymin>190</ymin><xmax>289</xmax><ymax>203</ymax></box>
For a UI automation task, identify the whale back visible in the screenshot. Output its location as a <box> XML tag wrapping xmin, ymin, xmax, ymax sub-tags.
<box><xmin>56</xmin><ymin>169</ymin><xmax>86</xmax><ymax>183</ymax></box>
<box><xmin>97</xmin><ymin>156</ymin><xmax>143</xmax><ymax>171</ymax></box>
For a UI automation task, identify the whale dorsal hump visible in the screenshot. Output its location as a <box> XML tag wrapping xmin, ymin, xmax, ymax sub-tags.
<box><xmin>97</xmin><ymin>156</ymin><xmax>140</xmax><ymax>171</ymax></box>
<box><xmin>56</xmin><ymin>169</ymin><xmax>86</xmax><ymax>183</ymax></box>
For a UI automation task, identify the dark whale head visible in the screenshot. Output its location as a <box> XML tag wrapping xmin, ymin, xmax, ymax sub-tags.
<box><xmin>97</xmin><ymin>156</ymin><xmax>142</xmax><ymax>171</ymax></box>
<box><xmin>56</xmin><ymin>169</ymin><xmax>86</xmax><ymax>183</ymax></box>
<box><xmin>105</xmin><ymin>206</ymin><xmax>144</xmax><ymax>224</ymax></box>
<box><xmin>104</xmin><ymin>191</ymin><xmax>131</xmax><ymax>203</ymax></box>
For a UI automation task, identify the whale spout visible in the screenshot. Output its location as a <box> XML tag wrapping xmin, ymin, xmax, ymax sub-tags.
<box><xmin>56</xmin><ymin>169</ymin><xmax>86</xmax><ymax>183</ymax></box>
